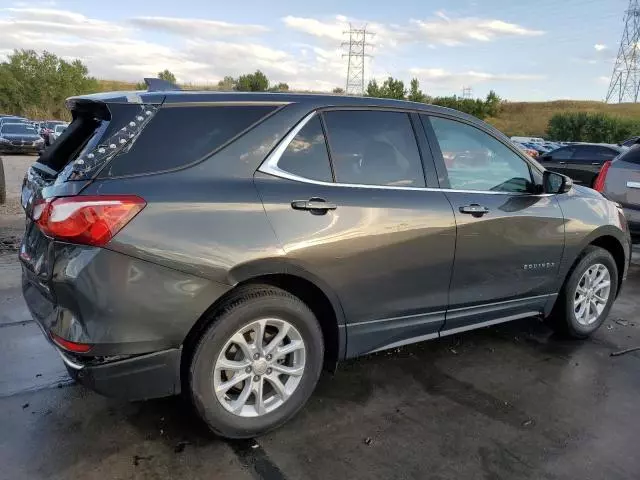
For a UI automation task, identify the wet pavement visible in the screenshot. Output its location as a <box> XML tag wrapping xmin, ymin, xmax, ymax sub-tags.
<box><xmin>1</xmin><ymin>242</ymin><xmax>639</xmax><ymax>479</ymax></box>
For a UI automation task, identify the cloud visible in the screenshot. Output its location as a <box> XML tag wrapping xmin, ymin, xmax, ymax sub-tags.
<box><xmin>597</xmin><ymin>76</ymin><xmax>610</xmax><ymax>84</ymax></box>
<box><xmin>2</xmin><ymin>7</ymin><xmax>127</xmax><ymax>37</ymax></box>
<box><xmin>130</xmin><ymin>16</ymin><xmax>268</xmax><ymax>37</ymax></box>
<box><xmin>283</xmin><ymin>15</ymin><xmax>345</xmax><ymax>42</ymax></box>
<box><xmin>409</xmin><ymin>67</ymin><xmax>544</xmax><ymax>88</ymax></box>
<box><xmin>594</xmin><ymin>44</ymin><xmax>607</xmax><ymax>51</ymax></box>
<box><xmin>410</xmin><ymin>16</ymin><xmax>544</xmax><ymax>46</ymax></box>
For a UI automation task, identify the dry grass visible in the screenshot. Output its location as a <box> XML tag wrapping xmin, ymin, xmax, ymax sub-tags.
<box><xmin>487</xmin><ymin>100</ymin><xmax>640</xmax><ymax>137</ymax></box>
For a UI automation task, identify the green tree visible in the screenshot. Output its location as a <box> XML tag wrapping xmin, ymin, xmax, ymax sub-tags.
<box><xmin>236</xmin><ymin>70</ymin><xmax>269</xmax><ymax>92</ymax></box>
<box><xmin>0</xmin><ymin>49</ymin><xmax>98</xmax><ymax>119</ymax></box>
<box><xmin>485</xmin><ymin>90</ymin><xmax>502</xmax><ymax>117</ymax></box>
<box><xmin>366</xmin><ymin>79</ymin><xmax>381</xmax><ymax>97</ymax></box>
<box><xmin>269</xmin><ymin>82</ymin><xmax>289</xmax><ymax>92</ymax></box>
<box><xmin>332</xmin><ymin>87</ymin><xmax>345</xmax><ymax>94</ymax></box>
<box><xmin>157</xmin><ymin>69</ymin><xmax>177</xmax><ymax>84</ymax></box>
<box><xmin>407</xmin><ymin>78</ymin><xmax>426</xmax><ymax>103</ymax></box>
<box><xmin>366</xmin><ymin>77</ymin><xmax>406</xmax><ymax>100</ymax></box>
<box><xmin>217</xmin><ymin>76</ymin><xmax>236</xmax><ymax>91</ymax></box>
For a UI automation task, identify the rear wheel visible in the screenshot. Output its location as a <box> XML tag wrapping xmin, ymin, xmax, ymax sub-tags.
<box><xmin>188</xmin><ymin>285</ymin><xmax>324</xmax><ymax>438</ymax></box>
<box><xmin>547</xmin><ymin>246</ymin><xmax>618</xmax><ymax>338</ymax></box>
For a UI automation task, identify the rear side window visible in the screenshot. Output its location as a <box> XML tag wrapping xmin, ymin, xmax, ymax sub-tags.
<box><xmin>277</xmin><ymin>116</ymin><xmax>333</xmax><ymax>182</ymax></box>
<box><xmin>322</xmin><ymin>110</ymin><xmax>425</xmax><ymax>187</ymax></box>
<box><xmin>549</xmin><ymin>146</ymin><xmax>574</xmax><ymax>159</ymax></box>
<box><xmin>103</xmin><ymin>105</ymin><xmax>277</xmax><ymax>177</ymax></box>
<box><xmin>617</xmin><ymin>145</ymin><xmax>640</xmax><ymax>165</ymax></box>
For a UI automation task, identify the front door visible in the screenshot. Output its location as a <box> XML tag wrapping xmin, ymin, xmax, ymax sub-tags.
<box><xmin>422</xmin><ymin>115</ymin><xmax>565</xmax><ymax>333</ymax></box>
<box><xmin>562</xmin><ymin>145</ymin><xmax>619</xmax><ymax>186</ymax></box>
<box><xmin>255</xmin><ymin>109</ymin><xmax>457</xmax><ymax>356</ymax></box>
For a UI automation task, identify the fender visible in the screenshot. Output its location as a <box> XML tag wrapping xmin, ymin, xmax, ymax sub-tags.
<box><xmin>228</xmin><ymin>257</ymin><xmax>349</xmax><ymax>360</ymax></box>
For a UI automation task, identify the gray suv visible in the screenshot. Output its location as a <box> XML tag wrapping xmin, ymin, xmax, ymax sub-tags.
<box><xmin>20</xmin><ymin>89</ymin><xmax>631</xmax><ymax>438</ymax></box>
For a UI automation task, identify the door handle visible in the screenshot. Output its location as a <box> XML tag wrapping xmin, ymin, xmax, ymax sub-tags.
<box><xmin>558</xmin><ymin>161</ymin><xmax>566</xmax><ymax>165</ymax></box>
<box><xmin>291</xmin><ymin>198</ymin><xmax>337</xmax><ymax>214</ymax></box>
<box><xmin>459</xmin><ymin>204</ymin><xmax>489</xmax><ymax>217</ymax></box>
<box><xmin>591</xmin><ymin>162</ymin><xmax>601</xmax><ymax>165</ymax></box>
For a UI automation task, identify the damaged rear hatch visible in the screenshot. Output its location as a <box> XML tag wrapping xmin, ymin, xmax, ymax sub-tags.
<box><xmin>20</xmin><ymin>91</ymin><xmax>165</xmax><ymax>311</ymax></box>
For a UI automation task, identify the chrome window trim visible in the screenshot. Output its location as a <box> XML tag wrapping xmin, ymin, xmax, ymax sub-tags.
<box><xmin>627</xmin><ymin>181</ymin><xmax>640</xmax><ymax>189</ymax></box>
<box><xmin>258</xmin><ymin>110</ymin><xmax>554</xmax><ymax>197</ymax></box>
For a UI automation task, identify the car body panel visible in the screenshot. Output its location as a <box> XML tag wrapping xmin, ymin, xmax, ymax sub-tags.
<box><xmin>254</xmin><ymin>172</ymin><xmax>457</xmax><ymax>357</ymax></box>
<box><xmin>440</xmin><ymin>191</ymin><xmax>564</xmax><ymax>330</ymax></box>
<box><xmin>602</xmin><ymin>157</ymin><xmax>640</xmax><ymax>236</ymax></box>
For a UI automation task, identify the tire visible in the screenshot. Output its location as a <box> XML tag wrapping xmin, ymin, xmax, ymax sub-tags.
<box><xmin>188</xmin><ymin>284</ymin><xmax>324</xmax><ymax>438</ymax></box>
<box><xmin>546</xmin><ymin>246</ymin><xmax>618</xmax><ymax>338</ymax></box>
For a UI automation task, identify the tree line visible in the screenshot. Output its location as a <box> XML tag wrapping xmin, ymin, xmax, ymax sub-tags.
<box><xmin>547</xmin><ymin>112</ymin><xmax>638</xmax><ymax>143</ymax></box>
<box><xmin>364</xmin><ymin>77</ymin><xmax>502</xmax><ymax>120</ymax></box>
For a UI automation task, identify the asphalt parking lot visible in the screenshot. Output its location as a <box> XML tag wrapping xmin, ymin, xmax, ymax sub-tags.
<box><xmin>1</xmin><ymin>154</ymin><xmax>640</xmax><ymax>480</ymax></box>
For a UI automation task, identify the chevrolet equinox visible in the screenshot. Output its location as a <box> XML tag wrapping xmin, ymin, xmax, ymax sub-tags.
<box><xmin>20</xmin><ymin>86</ymin><xmax>631</xmax><ymax>438</ymax></box>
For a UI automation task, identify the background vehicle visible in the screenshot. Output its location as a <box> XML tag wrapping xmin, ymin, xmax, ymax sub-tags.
<box><xmin>619</xmin><ymin>136</ymin><xmax>640</xmax><ymax>148</ymax></box>
<box><xmin>596</xmin><ymin>145</ymin><xmax>640</xmax><ymax>239</ymax></box>
<box><xmin>0</xmin><ymin>116</ymin><xmax>29</xmax><ymax>128</ymax></box>
<box><xmin>49</xmin><ymin>123</ymin><xmax>68</xmax><ymax>143</ymax></box>
<box><xmin>539</xmin><ymin>143</ymin><xmax>627</xmax><ymax>186</ymax></box>
<box><xmin>39</xmin><ymin>120</ymin><xmax>67</xmax><ymax>145</ymax></box>
<box><xmin>511</xmin><ymin>136</ymin><xmax>545</xmax><ymax>144</ymax></box>
<box><xmin>0</xmin><ymin>122</ymin><xmax>44</xmax><ymax>154</ymax></box>
<box><xmin>20</xmin><ymin>90</ymin><xmax>630</xmax><ymax>439</ymax></box>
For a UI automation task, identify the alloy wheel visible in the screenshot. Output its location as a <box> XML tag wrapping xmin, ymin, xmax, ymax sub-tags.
<box><xmin>213</xmin><ymin>318</ymin><xmax>306</xmax><ymax>417</ymax></box>
<box><xmin>573</xmin><ymin>263</ymin><xmax>611</xmax><ymax>326</ymax></box>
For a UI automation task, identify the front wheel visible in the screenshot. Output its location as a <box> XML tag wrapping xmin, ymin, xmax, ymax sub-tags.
<box><xmin>188</xmin><ymin>285</ymin><xmax>324</xmax><ymax>438</ymax></box>
<box><xmin>547</xmin><ymin>246</ymin><xmax>618</xmax><ymax>338</ymax></box>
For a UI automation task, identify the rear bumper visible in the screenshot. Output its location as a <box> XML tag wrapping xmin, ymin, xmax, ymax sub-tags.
<box><xmin>61</xmin><ymin>348</ymin><xmax>181</xmax><ymax>400</ymax></box>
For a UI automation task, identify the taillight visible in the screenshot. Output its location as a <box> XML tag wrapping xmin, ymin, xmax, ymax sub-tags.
<box><xmin>36</xmin><ymin>195</ymin><xmax>145</xmax><ymax>246</ymax></box>
<box><xmin>50</xmin><ymin>332</ymin><xmax>92</xmax><ymax>353</ymax></box>
<box><xmin>593</xmin><ymin>161</ymin><xmax>612</xmax><ymax>192</ymax></box>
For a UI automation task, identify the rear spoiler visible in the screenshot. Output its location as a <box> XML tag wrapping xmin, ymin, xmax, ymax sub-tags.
<box><xmin>144</xmin><ymin>77</ymin><xmax>181</xmax><ymax>92</ymax></box>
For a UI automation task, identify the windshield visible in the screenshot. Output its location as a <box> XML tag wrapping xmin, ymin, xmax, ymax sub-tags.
<box><xmin>54</xmin><ymin>125</ymin><xmax>66</xmax><ymax>133</ymax></box>
<box><xmin>1</xmin><ymin>123</ymin><xmax>37</xmax><ymax>134</ymax></box>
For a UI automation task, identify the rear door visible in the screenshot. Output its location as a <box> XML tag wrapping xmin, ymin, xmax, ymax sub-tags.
<box><xmin>562</xmin><ymin>145</ymin><xmax>618</xmax><ymax>186</ymax></box>
<box><xmin>255</xmin><ymin>109</ymin><xmax>457</xmax><ymax>356</ymax></box>
<box><xmin>540</xmin><ymin>146</ymin><xmax>575</xmax><ymax>177</ymax></box>
<box><xmin>422</xmin><ymin>114</ymin><xmax>565</xmax><ymax>333</ymax></box>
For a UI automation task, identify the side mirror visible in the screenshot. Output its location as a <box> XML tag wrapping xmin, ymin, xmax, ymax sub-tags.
<box><xmin>543</xmin><ymin>170</ymin><xmax>572</xmax><ymax>194</ymax></box>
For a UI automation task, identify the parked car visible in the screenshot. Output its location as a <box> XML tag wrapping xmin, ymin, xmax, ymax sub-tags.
<box><xmin>538</xmin><ymin>143</ymin><xmax>627</xmax><ymax>187</ymax></box>
<box><xmin>39</xmin><ymin>120</ymin><xmax>67</xmax><ymax>145</ymax></box>
<box><xmin>49</xmin><ymin>123</ymin><xmax>68</xmax><ymax>143</ymax></box>
<box><xmin>20</xmin><ymin>90</ymin><xmax>631</xmax><ymax>439</ymax></box>
<box><xmin>0</xmin><ymin>116</ymin><xmax>29</xmax><ymax>128</ymax></box>
<box><xmin>511</xmin><ymin>136</ymin><xmax>545</xmax><ymax>144</ymax></box>
<box><xmin>513</xmin><ymin>142</ymin><xmax>539</xmax><ymax>158</ymax></box>
<box><xmin>595</xmin><ymin>145</ymin><xmax>640</xmax><ymax>239</ymax></box>
<box><xmin>0</xmin><ymin>122</ymin><xmax>45</xmax><ymax>154</ymax></box>
<box><xmin>619</xmin><ymin>136</ymin><xmax>640</xmax><ymax>148</ymax></box>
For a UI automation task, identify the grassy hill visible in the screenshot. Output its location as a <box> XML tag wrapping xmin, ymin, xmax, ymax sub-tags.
<box><xmin>487</xmin><ymin>100</ymin><xmax>640</xmax><ymax>138</ymax></box>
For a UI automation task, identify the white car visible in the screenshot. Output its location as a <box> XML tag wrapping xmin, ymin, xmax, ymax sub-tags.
<box><xmin>50</xmin><ymin>123</ymin><xmax>68</xmax><ymax>143</ymax></box>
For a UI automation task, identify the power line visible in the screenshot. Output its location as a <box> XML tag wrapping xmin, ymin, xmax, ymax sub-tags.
<box><xmin>342</xmin><ymin>24</ymin><xmax>374</xmax><ymax>96</ymax></box>
<box><xmin>606</xmin><ymin>0</ymin><xmax>640</xmax><ymax>103</ymax></box>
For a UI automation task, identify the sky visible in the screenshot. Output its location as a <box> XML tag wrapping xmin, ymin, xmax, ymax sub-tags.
<box><xmin>0</xmin><ymin>0</ymin><xmax>631</xmax><ymax>101</ymax></box>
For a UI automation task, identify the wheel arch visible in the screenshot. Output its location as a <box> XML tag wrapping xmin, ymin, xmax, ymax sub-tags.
<box><xmin>181</xmin><ymin>261</ymin><xmax>347</xmax><ymax>385</ymax></box>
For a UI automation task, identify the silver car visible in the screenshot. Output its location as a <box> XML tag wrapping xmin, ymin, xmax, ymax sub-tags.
<box><xmin>600</xmin><ymin>146</ymin><xmax>640</xmax><ymax>239</ymax></box>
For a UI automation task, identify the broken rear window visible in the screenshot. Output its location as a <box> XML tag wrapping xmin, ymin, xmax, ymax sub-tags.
<box><xmin>99</xmin><ymin>105</ymin><xmax>278</xmax><ymax>177</ymax></box>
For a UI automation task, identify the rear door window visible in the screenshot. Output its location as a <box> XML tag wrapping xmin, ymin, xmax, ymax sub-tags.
<box><xmin>322</xmin><ymin>110</ymin><xmax>426</xmax><ymax>187</ymax></box>
<box><xmin>276</xmin><ymin>115</ymin><xmax>333</xmax><ymax>182</ymax></box>
<box><xmin>103</xmin><ymin>105</ymin><xmax>277</xmax><ymax>177</ymax></box>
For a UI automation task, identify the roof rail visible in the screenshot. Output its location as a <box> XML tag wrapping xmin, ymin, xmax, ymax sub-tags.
<box><xmin>143</xmin><ymin>77</ymin><xmax>181</xmax><ymax>92</ymax></box>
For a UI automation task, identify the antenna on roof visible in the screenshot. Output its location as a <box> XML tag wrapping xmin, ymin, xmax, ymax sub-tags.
<box><xmin>143</xmin><ymin>78</ymin><xmax>181</xmax><ymax>92</ymax></box>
